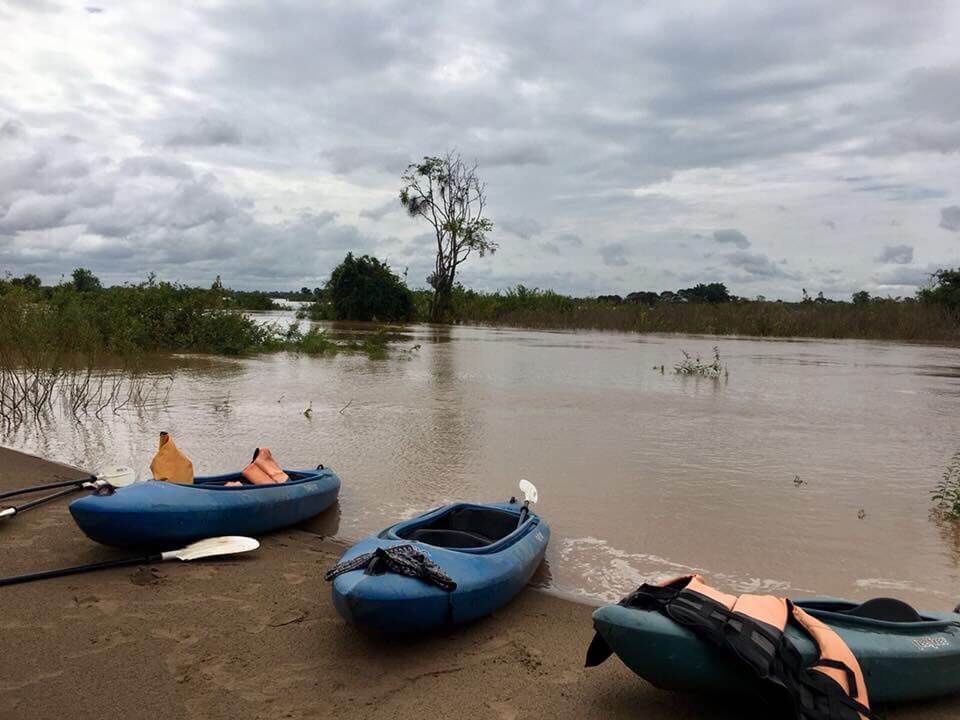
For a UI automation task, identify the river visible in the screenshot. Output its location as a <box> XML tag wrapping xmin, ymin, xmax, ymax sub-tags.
<box><xmin>4</xmin><ymin>310</ymin><xmax>960</xmax><ymax>609</ymax></box>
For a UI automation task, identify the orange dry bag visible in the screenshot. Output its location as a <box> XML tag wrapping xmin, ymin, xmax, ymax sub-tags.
<box><xmin>149</xmin><ymin>432</ymin><xmax>194</xmax><ymax>484</ymax></box>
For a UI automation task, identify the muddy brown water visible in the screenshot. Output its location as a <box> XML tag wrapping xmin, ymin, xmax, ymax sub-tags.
<box><xmin>4</xmin><ymin>311</ymin><xmax>960</xmax><ymax>610</ymax></box>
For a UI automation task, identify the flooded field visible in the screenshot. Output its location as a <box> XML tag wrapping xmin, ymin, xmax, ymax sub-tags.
<box><xmin>4</xmin><ymin>312</ymin><xmax>960</xmax><ymax>609</ymax></box>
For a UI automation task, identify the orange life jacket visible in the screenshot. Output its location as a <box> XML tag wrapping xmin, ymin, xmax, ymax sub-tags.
<box><xmin>149</xmin><ymin>432</ymin><xmax>194</xmax><ymax>484</ymax></box>
<box><xmin>241</xmin><ymin>448</ymin><xmax>289</xmax><ymax>485</ymax></box>
<box><xmin>625</xmin><ymin>575</ymin><xmax>874</xmax><ymax>720</ymax></box>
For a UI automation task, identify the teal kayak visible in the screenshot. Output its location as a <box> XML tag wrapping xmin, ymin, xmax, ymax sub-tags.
<box><xmin>589</xmin><ymin>597</ymin><xmax>960</xmax><ymax>703</ymax></box>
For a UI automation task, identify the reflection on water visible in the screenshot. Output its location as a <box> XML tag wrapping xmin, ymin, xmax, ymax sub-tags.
<box><xmin>4</xmin><ymin>314</ymin><xmax>960</xmax><ymax>609</ymax></box>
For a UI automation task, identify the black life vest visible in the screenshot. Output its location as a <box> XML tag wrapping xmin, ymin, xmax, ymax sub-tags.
<box><xmin>587</xmin><ymin>575</ymin><xmax>877</xmax><ymax>720</ymax></box>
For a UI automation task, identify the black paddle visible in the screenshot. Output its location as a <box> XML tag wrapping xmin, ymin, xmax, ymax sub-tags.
<box><xmin>0</xmin><ymin>466</ymin><xmax>136</xmax><ymax>520</ymax></box>
<box><xmin>0</xmin><ymin>486</ymin><xmax>84</xmax><ymax>520</ymax></box>
<box><xmin>0</xmin><ymin>536</ymin><xmax>260</xmax><ymax>587</ymax></box>
<box><xmin>0</xmin><ymin>465</ymin><xmax>136</xmax><ymax>501</ymax></box>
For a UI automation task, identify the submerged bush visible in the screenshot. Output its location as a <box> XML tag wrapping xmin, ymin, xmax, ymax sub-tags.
<box><xmin>932</xmin><ymin>450</ymin><xmax>960</xmax><ymax>520</ymax></box>
<box><xmin>674</xmin><ymin>346</ymin><xmax>727</xmax><ymax>378</ymax></box>
<box><xmin>0</xmin><ymin>278</ymin><xmax>272</xmax><ymax>356</ymax></box>
<box><xmin>290</xmin><ymin>327</ymin><xmax>339</xmax><ymax>355</ymax></box>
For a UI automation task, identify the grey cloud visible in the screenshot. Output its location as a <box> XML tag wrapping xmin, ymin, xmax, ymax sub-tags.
<box><xmin>713</xmin><ymin>229</ymin><xmax>751</xmax><ymax>249</ymax></box>
<box><xmin>479</xmin><ymin>144</ymin><xmax>551</xmax><ymax>168</ymax></box>
<box><xmin>540</xmin><ymin>242</ymin><xmax>561</xmax><ymax>255</ymax></box>
<box><xmin>724</xmin><ymin>251</ymin><xmax>792</xmax><ymax>279</ymax></box>
<box><xmin>940</xmin><ymin>206</ymin><xmax>960</xmax><ymax>232</ymax></box>
<box><xmin>499</xmin><ymin>216</ymin><xmax>542</xmax><ymax>240</ymax></box>
<box><xmin>876</xmin><ymin>244</ymin><xmax>913</xmax><ymax>264</ymax></box>
<box><xmin>873</xmin><ymin>265</ymin><xmax>938</xmax><ymax>287</ymax></box>
<box><xmin>163</xmin><ymin>118</ymin><xmax>242</xmax><ymax>148</ymax></box>
<box><xmin>359</xmin><ymin>198</ymin><xmax>400</xmax><ymax>221</ymax></box>
<box><xmin>320</xmin><ymin>146</ymin><xmax>410</xmax><ymax>176</ymax></box>
<box><xmin>119</xmin><ymin>156</ymin><xmax>195</xmax><ymax>179</ymax></box>
<box><xmin>1</xmin><ymin>119</ymin><xmax>26</xmax><ymax>139</ymax></box>
<box><xmin>874</xmin><ymin>121</ymin><xmax>960</xmax><ymax>155</ymax></box>
<box><xmin>843</xmin><ymin>176</ymin><xmax>947</xmax><ymax>202</ymax></box>
<box><xmin>554</xmin><ymin>233</ymin><xmax>583</xmax><ymax>247</ymax></box>
<box><xmin>599</xmin><ymin>242</ymin><xmax>628</xmax><ymax>267</ymax></box>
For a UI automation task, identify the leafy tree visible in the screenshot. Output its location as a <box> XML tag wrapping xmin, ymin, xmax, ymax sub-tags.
<box><xmin>11</xmin><ymin>273</ymin><xmax>41</xmax><ymax>291</ymax></box>
<box><xmin>327</xmin><ymin>253</ymin><xmax>413</xmax><ymax>322</ymax></box>
<box><xmin>71</xmin><ymin>267</ymin><xmax>101</xmax><ymax>292</ymax></box>
<box><xmin>852</xmin><ymin>290</ymin><xmax>871</xmax><ymax>305</ymax></box>
<box><xmin>918</xmin><ymin>268</ymin><xmax>960</xmax><ymax>312</ymax></box>
<box><xmin>677</xmin><ymin>282</ymin><xmax>731</xmax><ymax>303</ymax></box>
<box><xmin>400</xmin><ymin>151</ymin><xmax>495</xmax><ymax>322</ymax></box>
<box><xmin>626</xmin><ymin>291</ymin><xmax>659</xmax><ymax>305</ymax></box>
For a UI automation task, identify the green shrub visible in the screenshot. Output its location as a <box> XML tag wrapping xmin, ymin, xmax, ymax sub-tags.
<box><xmin>293</xmin><ymin>327</ymin><xmax>339</xmax><ymax>355</ymax></box>
<box><xmin>918</xmin><ymin>269</ymin><xmax>960</xmax><ymax>314</ymax></box>
<box><xmin>327</xmin><ymin>253</ymin><xmax>414</xmax><ymax>322</ymax></box>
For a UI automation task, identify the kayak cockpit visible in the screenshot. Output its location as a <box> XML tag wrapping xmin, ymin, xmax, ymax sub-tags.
<box><xmin>798</xmin><ymin>597</ymin><xmax>954</xmax><ymax>629</ymax></box>
<box><xmin>192</xmin><ymin>469</ymin><xmax>322</xmax><ymax>488</ymax></box>
<box><xmin>394</xmin><ymin>505</ymin><xmax>523</xmax><ymax>549</ymax></box>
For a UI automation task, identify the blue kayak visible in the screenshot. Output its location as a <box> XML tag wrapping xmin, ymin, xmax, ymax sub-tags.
<box><xmin>591</xmin><ymin>598</ymin><xmax>960</xmax><ymax>702</ymax></box>
<box><xmin>69</xmin><ymin>466</ymin><xmax>340</xmax><ymax>548</ymax></box>
<box><xmin>329</xmin><ymin>500</ymin><xmax>549</xmax><ymax>632</ymax></box>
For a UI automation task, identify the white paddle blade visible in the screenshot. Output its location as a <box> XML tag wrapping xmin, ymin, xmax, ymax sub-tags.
<box><xmin>95</xmin><ymin>465</ymin><xmax>137</xmax><ymax>487</ymax></box>
<box><xmin>519</xmin><ymin>479</ymin><xmax>538</xmax><ymax>505</ymax></box>
<box><xmin>163</xmin><ymin>536</ymin><xmax>260</xmax><ymax>562</ymax></box>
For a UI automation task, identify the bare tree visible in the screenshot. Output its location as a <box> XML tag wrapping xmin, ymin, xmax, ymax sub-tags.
<box><xmin>400</xmin><ymin>151</ymin><xmax>495</xmax><ymax>322</ymax></box>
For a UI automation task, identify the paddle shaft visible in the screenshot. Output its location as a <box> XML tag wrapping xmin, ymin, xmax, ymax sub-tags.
<box><xmin>0</xmin><ymin>553</ymin><xmax>163</xmax><ymax>587</ymax></box>
<box><xmin>2</xmin><ymin>485</ymin><xmax>84</xmax><ymax>517</ymax></box>
<box><xmin>0</xmin><ymin>475</ymin><xmax>94</xmax><ymax>500</ymax></box>
<box><xmin>516</xmin><ymin>500</ymin><xmax>530</xmax><ymax>528</ymax></box>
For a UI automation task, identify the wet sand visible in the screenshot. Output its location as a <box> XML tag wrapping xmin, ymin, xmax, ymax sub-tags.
<box><xmin>0</xmin><ymin>446</ymin><xmax>956</xmax><ymax>720</ymax></box>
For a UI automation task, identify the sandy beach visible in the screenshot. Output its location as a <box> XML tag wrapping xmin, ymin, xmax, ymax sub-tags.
<box><xmin>0</xmin><ymin>447</ymin><xmax>957</xmax><ymax>720</ymax></box>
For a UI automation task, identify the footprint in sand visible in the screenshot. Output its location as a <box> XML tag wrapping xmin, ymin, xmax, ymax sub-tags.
<box><xmin>70</xmin><ymin>595</ymin><xmax>120</xmax><ymax>615</ymax></box>
<box><xmin>130</xmin><ymin>567</ymin><xmax>167</xmax><ymax>586</ymax></box>
<box><xmin>65</xmin><ymin>630</ymin><xmax>135</xmax><ymax>660</ymax></box>
<box><xmin>486</xmin><ymin>700</ymin><xmax>518</xmax><ymax>720</ymax></box>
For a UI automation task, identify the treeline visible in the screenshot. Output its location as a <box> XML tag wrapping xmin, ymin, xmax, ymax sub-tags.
<box><xmin>6</xmin><ymin>261</ymin><xmax>960</xmax><ymax>346</ymax></box>
<box><xmin>297</xmin><ymin>255</ymin><xmax>960</xmax><ymax>343</ymax></box>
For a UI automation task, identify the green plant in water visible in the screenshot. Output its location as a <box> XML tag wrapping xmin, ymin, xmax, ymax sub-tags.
<box><xmin>292</xmin><ymin>327</ymin><xmax>339</xmax><ymax>355</ymax></box>
<box><xmin>674</xmin><ymin>346</ymin><xmax>727</xmax><ymax>378</ymax></box>
<box><xmin>932</xmin><ymin>450</ymin><xmax>960</xmax><ymax>520</ymax></box>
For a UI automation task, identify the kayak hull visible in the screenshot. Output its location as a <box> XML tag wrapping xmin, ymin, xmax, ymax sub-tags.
<box><xmin>331</xmin><ymin>501</ymin><xmax>549</xmax><ymax>632</ymax></box>
<box><xmin>592</xmin><ymin>600</ymin><xmax>960</xmax><ymax>703</ymax></box>
<box><xmin>69</xmin><ymin>467</ymin><xmax>340</xmax><ymax>549</ymax></box>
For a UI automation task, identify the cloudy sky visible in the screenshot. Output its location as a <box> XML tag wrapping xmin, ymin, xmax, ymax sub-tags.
<box><xmin>1</xmin><ymin>0</ymin><xmax>959</xmax><ymax>299</ymax></box>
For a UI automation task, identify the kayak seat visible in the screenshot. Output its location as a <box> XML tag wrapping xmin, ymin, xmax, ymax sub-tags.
<box><xmin>407</xmin><ymin>528</ymin><xmax>492</xmax><ymax>548</ymax></box>
<box><xmin>843</xmin><ymin>597</ymin><xmax>924</xmax><ymax>623</ymax></box>
<box><xmin>397</xmin><ymin>506</ymin><xmax>521</xmax><ymax>548</ymax></box>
